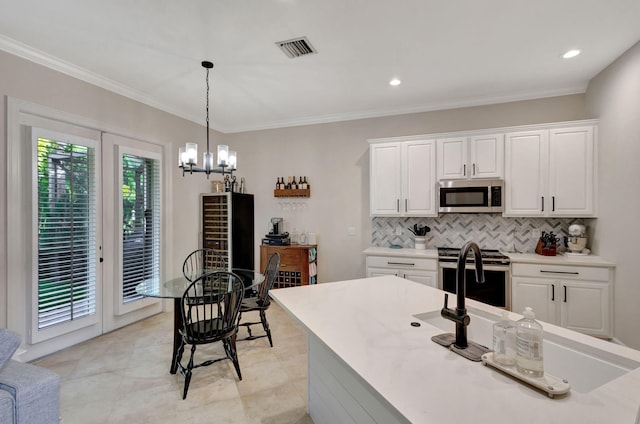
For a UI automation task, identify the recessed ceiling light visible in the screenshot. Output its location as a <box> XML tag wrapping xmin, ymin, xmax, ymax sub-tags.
<box><xmin>389</xmin><ymin>78</ymin><xmax>401</xmax><ymax>86</ymax></box>
<box><xmin>563</xmin><ymin>49</ymin><xmax>581</xmax><ymax>59</ymax></box>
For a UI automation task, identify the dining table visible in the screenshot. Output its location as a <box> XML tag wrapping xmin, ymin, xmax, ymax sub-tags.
<box><xmin>136</xmin><ymin>268</ymin><xmax>264</xmax><ymax>374</ymax></box>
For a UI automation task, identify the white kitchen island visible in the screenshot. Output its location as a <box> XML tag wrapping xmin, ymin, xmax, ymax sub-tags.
<box><xmin>270</xmin><ymin>275</ymin><xmax>640</xmax><ymax>424</ymax></box>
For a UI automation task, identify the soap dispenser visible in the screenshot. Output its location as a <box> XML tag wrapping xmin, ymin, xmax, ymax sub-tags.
<box><xmin>492</xmin><ymin>311</ymin><xmax>516</xmax><ymax>365</ymax></box>
<box><xmin>515</xmin><ymin>307</ymin><xmax>544</xmax><ymax>377</ymax></box>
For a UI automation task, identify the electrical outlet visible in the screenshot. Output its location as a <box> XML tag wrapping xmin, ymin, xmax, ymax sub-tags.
<box><xmin>395</xmin><ymin>226</ymin><xmax>403</xmax><ymax>236</ymax></box>
<box><xmin>347</xmin><ymin>226</ymin><xmax>356</xmax><ymax>236</ymax></box>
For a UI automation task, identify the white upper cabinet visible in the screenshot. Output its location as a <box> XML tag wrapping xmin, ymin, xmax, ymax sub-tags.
<box><xmin>504</xmin><ymin>130</ymin><xmax>548</xmax><ymax>216</ymax></box>
<box><xmin>369</xmin><ymin>138</ymin><xmax>437</xmax><ymax>216</ymax></box>
<box><xmin>437</xmin><ymin>137</ymin><xmax>466</xmax><ymax>180</ymax></box>
<box><xmin>504</xmin><ymin>125</ymin><xmax>596</xmax><ymax>217</ymax></box>
<box><xmin>469</xmin><ymin>134</ymin><xmax>504</xmax><ymax>179</ymax></box>
<box><xmin>369</xmin><ymin>142</ymin><xmax>402</xmax><ymax>215</ymax></box>
<box><xmin>548</xmin><ymin>127</ymin><xmax>595</xmax><ymax>216</ymax></box>
<box><xmin>437</xmin><ymin>134</ymin><xmax>504</xmax><ymax>180</ymax></box>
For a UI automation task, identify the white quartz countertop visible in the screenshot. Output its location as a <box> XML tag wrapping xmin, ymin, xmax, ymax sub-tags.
<box><xmin>271</xmin><ymin>276</ymin><xmax>640</xmax><ymax>424</ymax></box>
<box><xmin>363</xmin><ymin>246</ymin><xmax>438</xmax><ymax>259</ymax></box>
<box><xmin>504</xmin><ymin>252</ymin><xmax>616</xmax><ymax>267</ymax></box>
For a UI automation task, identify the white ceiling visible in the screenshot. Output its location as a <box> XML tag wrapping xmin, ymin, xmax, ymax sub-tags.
<box><xmin>1</xmin><ymin>0</ymin><xmax>639</xmax><ymax>133</ymax></box>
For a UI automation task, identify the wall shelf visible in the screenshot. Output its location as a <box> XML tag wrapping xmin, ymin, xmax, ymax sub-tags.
<box><xmin>274</xmin><ymin>188</ymin><xmax>310</xmax><ymax>198</ymax></box>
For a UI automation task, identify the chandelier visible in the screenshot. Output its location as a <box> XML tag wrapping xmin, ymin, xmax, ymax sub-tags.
<box><xmin>178</xmin><ymin>61</ymin><xmax>236</xmax><ymax>177</ymax></box>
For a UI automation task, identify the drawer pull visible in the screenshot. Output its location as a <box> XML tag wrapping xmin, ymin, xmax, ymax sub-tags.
<box><xmin>387</xmin><ymin>261</ymin><xmax>415</xmax><ymax>267</ymax></box>
<box><xmin>540</xmin><ymin>270</ymin><xmax>579</xmax><ymax>275</ymax></box>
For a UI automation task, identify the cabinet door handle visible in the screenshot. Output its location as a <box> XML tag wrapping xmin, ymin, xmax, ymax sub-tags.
<box><xmin>397</xmin><ymin>199</ymin><xmax>400</xmax><ymax>213</ymax></box>
<box><xmin>541</xmin><ymin>196</ymin><xmax>544</xmax><ymax>212</ymax></box>
<box><xmin>564</xmin><ymin>285</ymin><xmax>567</xmax><ymax>303</ymax></box>
<box><xmin>551</xmin><ymin>284</ymin><xmax>555</xmax><ymax>301</ymax></box>
<box><xmin>405</xmin><ymin>199</ymin><xmax>408</xmax><ymax>212</ymax></box>
<box><xmin>463</xmin><ymin>164</ymin><xmax>467</xmax><ymax>176</ymax></box>
<box><xmin>552</xmin><ymin>196</ymin><xmax>556</xmax><ymax>212</ymax></box>
<box><xmin>540</xmin><ymin>270</ymin><xmax>579</xmax><ymax>275</ymax></box>
<box><xmin>387</xmin><ymin>261</ymin><xmax>415</xmax><ymax>267</ymax></box>
<box><xmin>473</xmin><ymin>163</ymin><xmax>476</xmax><ymax>175</ymax></box>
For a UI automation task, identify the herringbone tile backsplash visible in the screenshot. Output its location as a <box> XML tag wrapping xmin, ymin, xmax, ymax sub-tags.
<box><xmin>372</xmin><ymin>215</ymin><xmax>587</xmax><ymax>252</ymax></box>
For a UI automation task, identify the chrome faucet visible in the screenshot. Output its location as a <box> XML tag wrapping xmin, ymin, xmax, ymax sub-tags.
<box><xmin>440</xmin><ymin>241</ymin><xmax>484</xmax><ymax>349</ymax></box>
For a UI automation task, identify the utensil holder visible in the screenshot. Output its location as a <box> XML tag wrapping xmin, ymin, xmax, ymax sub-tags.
<box><xmin>414</xmin><ymin>236</ymin><xmax>426</xmax><ymax>250</ymax></box>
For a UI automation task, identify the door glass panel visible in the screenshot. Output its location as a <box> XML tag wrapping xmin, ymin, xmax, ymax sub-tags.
<box><xmin>36</xmin><ymin>136</ymin><xmax>97</xmax><ymax>329</ymax></box>
<box><xmin>121</xmin><ymin>154</ymin><xmax>161</xmax><ymax>304</ymax></box>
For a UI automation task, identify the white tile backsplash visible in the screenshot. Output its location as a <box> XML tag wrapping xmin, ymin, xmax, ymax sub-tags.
<box><xmin>372</xmin><ymin>215</ymin><xmax>587</xmax><ymax>252</ymax></box>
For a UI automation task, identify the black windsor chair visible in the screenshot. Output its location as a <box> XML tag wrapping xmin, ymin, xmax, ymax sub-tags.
<box><xmin>175</xmin><ymin>270</ymin><xmax>244</xmax><ymax>399</ymax></box>
<box><xmin>237</xmin><ymin>252</ymin><xmax>280</xmax><ymax>347</ymax></box>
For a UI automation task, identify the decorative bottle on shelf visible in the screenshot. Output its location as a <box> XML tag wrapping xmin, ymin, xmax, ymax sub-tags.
<box><xmin>304</xmin><ymin>176</ymin><xmax>310</xmax><ymax>189</ymax></box>
<box><xmin>299</xmin><ymin>176</ymin><xmax>305</xmax><ymax>189</ymax></box>
<box><xmin>280</xmin><ymin>177</ymin><xmax>285</xmax><ymax>190</ymax></box>
<box><xmin>515</xmin><ymin>307</ymin><xmax>544</xmax><ymax>377</ymax></box>
<box><xmin>276</xmin><ymin>177</ymin><xmax>281</xmax><ymax>190</ymax></box>
<box><xmin>286</xmin><ymin>176</ymin><xmax>291</xmax><ymax>189</ymax></box>
<box><xmin>493</xmin><ymin>311</ymin><xmax>516</xmax><ymax>366</ymax></box>
<box><xmin>291</xmin><ymin>176</ymin><xmax>298</xmax><ymax>189</ymax></box>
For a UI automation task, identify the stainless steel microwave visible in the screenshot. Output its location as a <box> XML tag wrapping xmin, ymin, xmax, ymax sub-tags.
<box><xmin>438</xmin><ymin>179</ymin><xmax>504</xmax><ymax>213</ymax></box>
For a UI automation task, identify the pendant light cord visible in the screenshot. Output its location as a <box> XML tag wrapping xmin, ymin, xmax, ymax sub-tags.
<box><xmin>205</xmin><ymin>65</ymin><xmax>210</xmax><ymax>158</ymax></box>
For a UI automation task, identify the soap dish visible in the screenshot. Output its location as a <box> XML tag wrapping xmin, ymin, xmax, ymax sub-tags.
<box><xmin>481</xmin><ymin>352</ymin><xmax>571</xmax><ymax>398</ymax></box>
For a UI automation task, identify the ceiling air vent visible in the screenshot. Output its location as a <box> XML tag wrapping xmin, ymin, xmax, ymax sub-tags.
<box><xmin>276</xmin><ymin>37</ymin><xmax>317</xmax><ymax>59</ymax></box>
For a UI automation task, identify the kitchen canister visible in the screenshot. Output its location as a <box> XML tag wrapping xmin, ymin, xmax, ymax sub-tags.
<box><xmin>307</xmin><ymin>232</ymin><xmax>317</xmax><ymax>245</ymax></box>
<box><xmin>414</xmin><ymin>236</ymin><xmax>426</xmax><ymax>250</ymax></box>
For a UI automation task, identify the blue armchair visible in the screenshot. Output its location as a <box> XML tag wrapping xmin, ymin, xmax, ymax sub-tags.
<box><xmin>0</xmin><ymin>329</ymin><xmax>60</xmax><ymax>424</ymax></box>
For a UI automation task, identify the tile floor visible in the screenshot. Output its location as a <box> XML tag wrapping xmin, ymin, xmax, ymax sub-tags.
<box><xmin>33</xmin><ymin>303</ymin><xmax>313</xmax><ymax>424</ymax></box>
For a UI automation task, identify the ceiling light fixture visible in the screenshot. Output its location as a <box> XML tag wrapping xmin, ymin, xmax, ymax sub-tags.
<box><xmin>389</xmin><ymin>78</ymin><xmax>402</xmax><ymax>86</ymax></box>
<box><xmin>178</xmin><ymin>61</ymin><xmax>236</xmax><ymax>178</ymax></box>
<box><xmin>562</xmin><ymin>49</ymin><xmax>581</xmax><ymax>59</ymax></box>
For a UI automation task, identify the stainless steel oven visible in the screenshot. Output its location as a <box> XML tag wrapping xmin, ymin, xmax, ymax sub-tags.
<box><xmin>437</xmin><ymin>248</ymin><xmax>510</xmax><ymax>309</ymax></box>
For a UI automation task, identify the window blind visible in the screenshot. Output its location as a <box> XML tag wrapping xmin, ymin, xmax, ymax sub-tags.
<box><xmin>37</xmin><ymin>137</ymin><xmax>97</xmax><ymax>329</ymax></box>
<box><xmin>121</xmin><ymin>153</ymin><xmax>161</xmax><ymax>303</ymax></box>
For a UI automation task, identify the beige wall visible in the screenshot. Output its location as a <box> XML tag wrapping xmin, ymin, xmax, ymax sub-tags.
<box><xmin>225</xmin><ymin>95</ymin><xmax>589</xmax><ymax>284</ymax></box>
<box><xmin>586</xmin><ymin>40</ymin><xmax>640</xmax><ymax>349</ymax></box>
<box><xmin>0</xmin><ymin>50</ymin><xmax>216</xmax><ymax>330</ymax></box>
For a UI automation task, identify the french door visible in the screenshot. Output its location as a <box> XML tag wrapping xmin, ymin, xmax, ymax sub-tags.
<box><xmin>7</xmin><ymin>98</ymin><xmax>165</xmax><ymax>360</ymax></box>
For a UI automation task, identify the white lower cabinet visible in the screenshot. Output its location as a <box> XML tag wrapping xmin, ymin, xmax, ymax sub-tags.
<box><xmin>511</xmin><ymin>263</ymin><xmax>613</xmax><ymax>338</ymax></box>
<box><xmin>366</xmin><ymin>255</ymin><xmax>438</xmax><ymax>288</ymax></box>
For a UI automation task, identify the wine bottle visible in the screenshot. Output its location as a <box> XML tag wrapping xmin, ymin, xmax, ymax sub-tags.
<box><xmin>304</xmin><ymin>176</ymin><xmax>310</xmax><ymax>189</ymax></box>
<box><xmin>292</xmin><ymin>176</ymin><xmax>298</xmax><ymax>189</ymax></box>
<box><xmin>286</xmin><ymin>176</ymin><xmax>292</xmax><ymax>189</ymax></box>
<box><xmin>276</xmin><ymin>177</ymin><xmax>281</xmax><ymax>190</ymax></box>
<box><xmin>280</xmin><ymin>177</ymin><xmax>285</xmax><ymax>190</ymax></box>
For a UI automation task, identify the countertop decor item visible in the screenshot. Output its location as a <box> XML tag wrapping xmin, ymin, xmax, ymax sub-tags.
<box><xmin>178</xmin><ymin>61</ymin><xmax>237</xmax><ymax>178</ymax></box>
